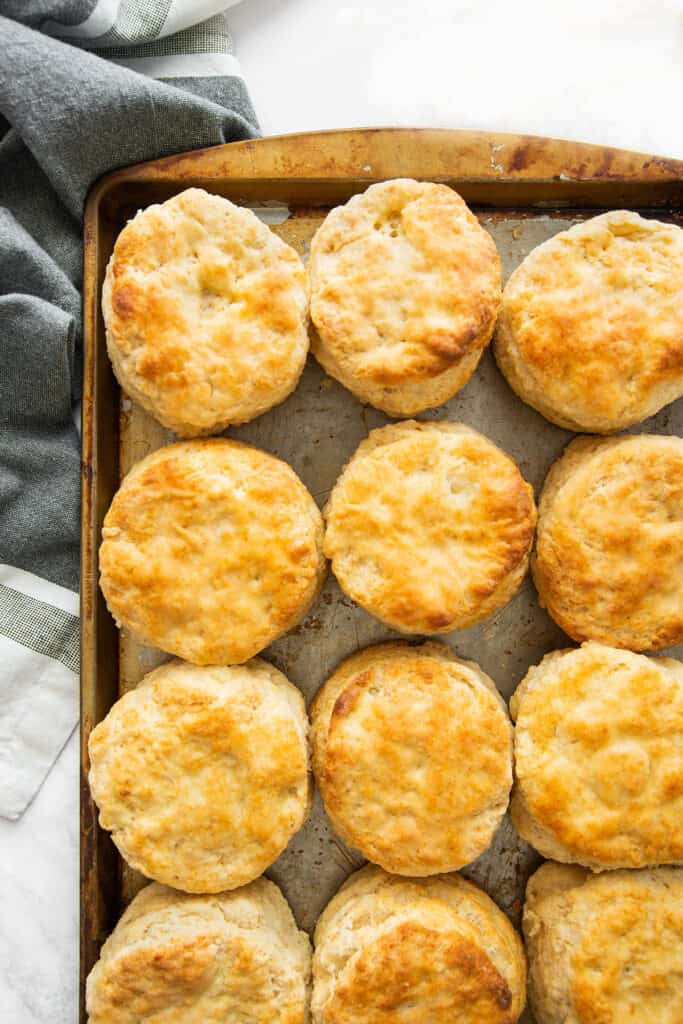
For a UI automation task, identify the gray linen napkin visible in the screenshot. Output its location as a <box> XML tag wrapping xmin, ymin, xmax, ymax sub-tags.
<box><xmin>0</xmin><ymin>1</ymin><xmax>258</xmax><ymax>819</ymax></box>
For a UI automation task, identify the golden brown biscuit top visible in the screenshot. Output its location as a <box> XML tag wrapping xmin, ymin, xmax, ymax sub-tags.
<box><xmin>310</xmin><ymin>179</ymin><xmax>501</xmax><ymax>386</ymax></box>
<box><xmin>512</xmin><ymin>643</ymin><xmax>683</xmax><ymax>867</ymax></box>
<box><xmin>325</xmin><ymin>902</ymin><xmax>516</xmax><ymax>1024</ymax></box>
<box><xmin>313</xmin><ymin>866</ymin><xmax>525</xmax><ymax>1024</ymax></box>
<box><xmin>99</xmin><ymin>438</ymin><xmax>325</xmax><ymax>665</ymax></box>
<box><xmin>86</xmin><ymin>879</ymin><xmax>310</xmax><ymax>1024</ymax></box>
<box><xmin>311</xmin><ymin>642</ymin><xmax>512</xmax><ymax>873</ymax></box>
<box><xmin>525</xmin><ymin>864</ymin><xmax>683</xmax><ymax>1024</ymax></box>
<box><xmin>533</xmin><ymin>434</ymin><xmax>683</xmax><ymax>650</ymax></box>
<box><xmin>103</xmin><ymin>188</ymin><xmax>308</xmax><ymax>436</ymax></box>
<box><xmin>499</xmin><ymin>211</ymin><xmax>683</xmax><ymax>431</ymax></box>
<box><xmin>572</xmin><ymin>881</ymin><xmax>683</xmax><ymax>1024</ymax></box>
<box><xmin>88</xmin><ymin>658</ymin><xmax>311</xmax><ymax>892</ymax></box>
<box><xmin>324</xmin><ymin>421</ymin><xmax>536</xmax><ymax>633</ymax></box>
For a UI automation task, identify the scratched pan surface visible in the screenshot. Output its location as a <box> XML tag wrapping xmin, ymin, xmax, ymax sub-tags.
<box><xmin>81</xmin><ymin>129</ymin><xmax>683</xmax><ymax>1022</ymax></box>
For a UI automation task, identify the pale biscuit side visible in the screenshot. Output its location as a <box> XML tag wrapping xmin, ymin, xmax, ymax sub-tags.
<box><xmin>313</xmin><ymin>865</ymin><xmax>525</xmax><ymax>1024</ymax></box>
<box><xmin>523</xmin><ymin>863</ymin><xmax>683</xmax><ymax>1024</ymax></box>
<box><xmin>86</xmin><ymin>878</ymin><xmax>311</xmax><ymax>1024</ymax></box>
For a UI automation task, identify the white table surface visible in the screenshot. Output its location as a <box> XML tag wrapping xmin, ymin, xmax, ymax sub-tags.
<box><xmin>231</xmin><ymin>0</ymin><xmax>683</xmax><ymax>159</ymax></box>
<box><xmin>2</xmin><ymin>2</ymin><xmax>682</xmax><ymax>1021</ymax></box>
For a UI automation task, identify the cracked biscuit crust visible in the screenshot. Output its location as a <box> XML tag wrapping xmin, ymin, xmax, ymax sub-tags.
<box><xmin>103</xmin><ymin>187</ymin><xmax>308</xmax><ymax>436</ymax></box>
<box><xmin>323</xmin><ymin>421</ymin><xmax>536</xmax><ymax>633</ymax></box>
<box><xmin>309</xmin><ymin>179</ymin><xmax>501</xmax><ymax>416</ymax></box>
<box><xmin>99</xmin><ymin>438</ymin><xmax>326</xmax><ymax>665</ymax></box>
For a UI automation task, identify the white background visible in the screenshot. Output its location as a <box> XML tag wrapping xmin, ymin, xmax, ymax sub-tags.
<box><xmin>2</xmin><ymin>2</ymin><xmax>682</xmax><ymax>1021</ymax></box>
<box><xmin>231</xmin><ymin>0</ymin><xmax>683</xmax><ymax>158</ymax></box>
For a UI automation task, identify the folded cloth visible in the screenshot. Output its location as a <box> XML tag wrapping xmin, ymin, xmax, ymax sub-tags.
<box><xmin>0</xmin><ymin>1</ymin><xmax>258</xmax><ymax>820</ymax></box>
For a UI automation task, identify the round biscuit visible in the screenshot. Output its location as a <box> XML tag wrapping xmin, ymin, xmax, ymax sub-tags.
<box><xmin>309</xmin><ymin>179</ymin><xmax>501</xmax><ymax>416</ymax></box>
<box><xmin>533</xmin><ymin>433</ymin><xmax>683</xmax><ymax>650</ymax></box>
<box><xmin>88</xmin><ymin>657</ymin><xmax>311</xmax><ymax>892</ymax></box>
<box><xmin>103</xmin><ymin>187</ymin><xmax>309</xmax><ymax>437</ymax></box>
<box><xmin>511</xmin><ymin>642</ymin><xmax>683</xmax><ymax>869</ymax></box>
<box><xmin>323</xmin><ymin>420</ymin><xmax>536</xmax><ymax>633</ymax></box>
<box><xmin>99</xmin><ymin>438</ymin><xmax>326</xmax><ymax>665</ymax></box>
<box><xmin>86</xmin><ymin>877</ymin><xmax>311</xmax><ymax>1023</ymax></box>
<box><xmin>523</xmin><ymin>862</ymin><xmax>683</xmax><ymax>1024</ymax></box>
<box><xmin>494</xmin><ymin>211</ymin><xmax>683</xmax><ymax>432</ymax></box>
<box><xmin>312</xmin><ymin>864</ymin><xmax>526</xmax><ymax>1024</ymax></box>
<box><xmin>311</xmin><ymin>641</ymin><xmax>512</xmax><ymax>874</ymax></box>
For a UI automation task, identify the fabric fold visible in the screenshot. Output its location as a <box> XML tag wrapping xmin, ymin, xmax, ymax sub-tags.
<box><xmin>0</xmin><ymin>1</ymin><xmax>258</xmax><ymax>818</ymax></box>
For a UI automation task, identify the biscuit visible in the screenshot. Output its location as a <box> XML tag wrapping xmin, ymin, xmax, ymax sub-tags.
<box><xmin>495</xmin><ymin>211</ymin><xmax>683</xmax><ymax>432</ymax></box>
<box><xmin>88</xmin><ymin>657</ymin><xmax>311</xmax><ymax>892</ymax></box>
<box><xmin>510</xmin><ymin>642</ymin><xmax>683</xmax><ymax>869</ymax></box>
<box><xmin>99</xmin><ymin>438</ymin><xmax>326</xmax><ymax>665</ymax></box>
<box><xmin>102</xmin><ymin>187</ymin><xmax>308</xmax><ymax>436</ymax></box>
<box><xmin>309</xmin><ymin>179</ymin><xmax>501</xmax><ymax>416</ymax></box>
<box><xmin>312</xmin><ymin>864</ymin><xmax>526</xmax><ymax>1024</ymax></box>
<box><xmin>533</xmin><ymin>433</ymin><xmax>683</xmax><ymax>651</ymax></box>
<box><xmin>311</xmin><ymin>641</ymin><xmax>512</xmax><ymax>874</ymax></box>
<box><xmin>86</xmin><ymin>877</ymin><xmax>311</xmax><ymax>1023</ymax></box>
<box><xmin>523</xmin><ymin>862</ymin><xmax>683</xmax><ymax>1024</ymax></box>
<box><xmin>323</xmin><ymin>420</ymin><xmax>536</xmax><ymax>633</ymax></box>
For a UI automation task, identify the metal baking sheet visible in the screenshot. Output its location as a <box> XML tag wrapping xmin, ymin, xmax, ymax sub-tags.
<box><xmin>81</xmin><ymin>129</ymin><xmax>683</xmax><ymax>1022</ymax></box>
